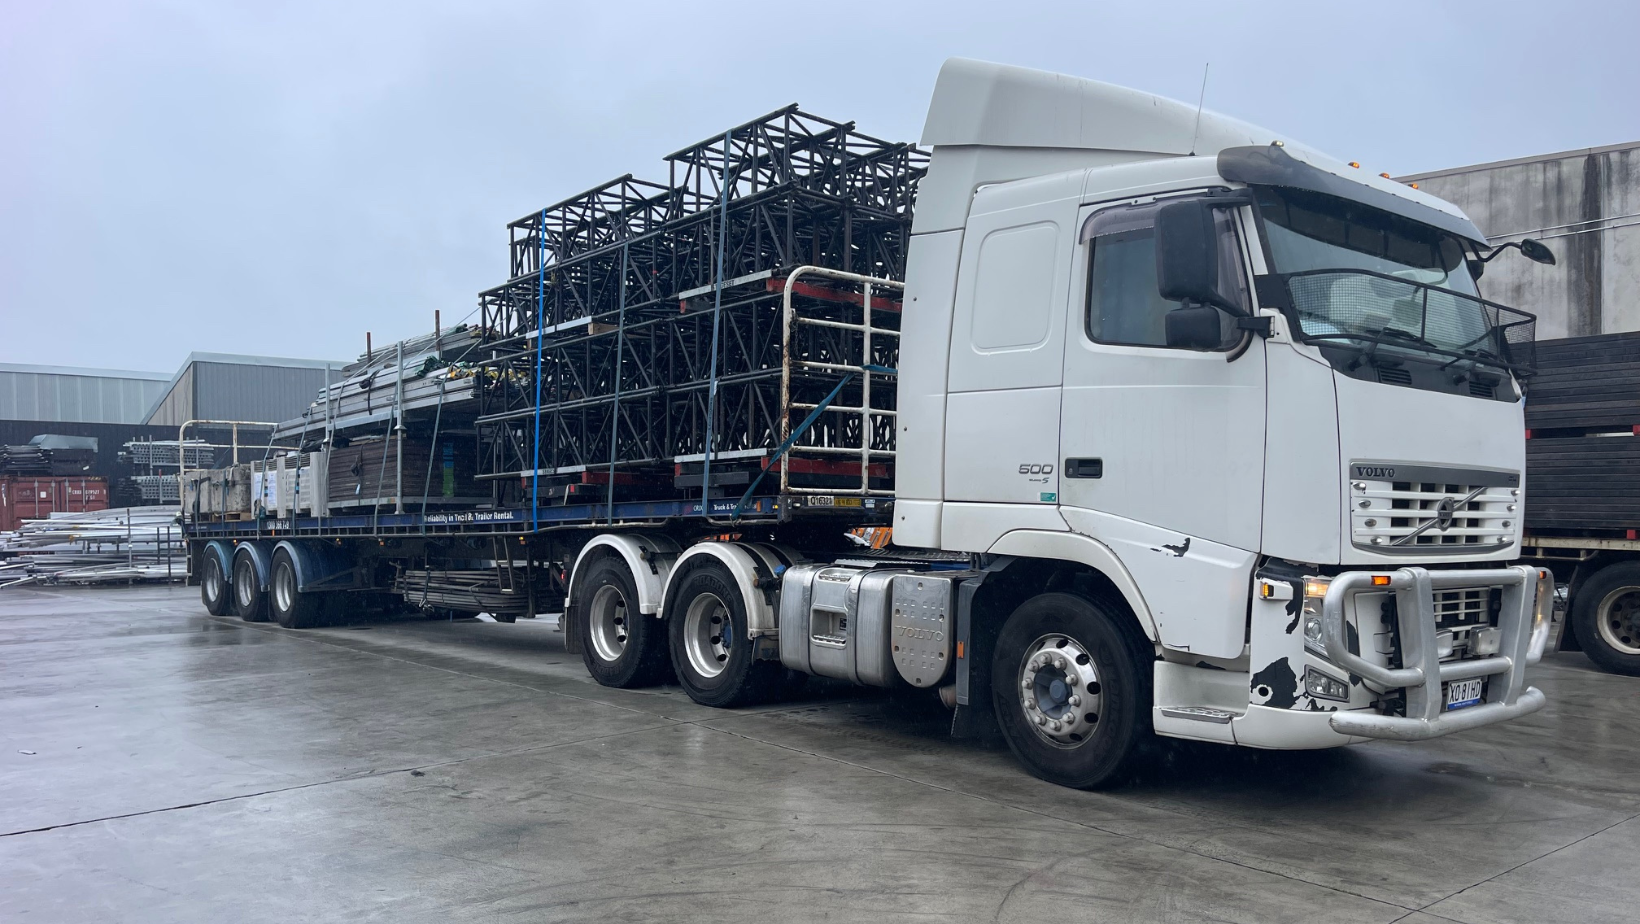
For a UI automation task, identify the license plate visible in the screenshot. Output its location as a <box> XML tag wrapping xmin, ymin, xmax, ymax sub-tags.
<box><xmin>1445</xmin><ymin>678</ymin><xmax>1484</xmax><ymax>711</ymax></box>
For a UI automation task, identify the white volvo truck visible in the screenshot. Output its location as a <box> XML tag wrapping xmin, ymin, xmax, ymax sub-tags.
<box><xmin>193</xmin><ymin>59</ymin><xmax>1555</xmax><ymax>788</ymax></box>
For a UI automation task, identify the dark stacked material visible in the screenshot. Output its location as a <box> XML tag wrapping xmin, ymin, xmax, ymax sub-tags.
<box><xmin>326</xmin><ymin>434</ymin><xmax>481</xmax><ymax>509</ymax></box>
<box><xmin>474</xmin><ymin>106</ymin><xmax>923</xmax><ymax>496</ymax></box>
<box><xmin>0</xmin><ymin>445</ymin><xmax>96</xmax><ymax>476</ymax></box>
<box><xmin>1525</xmin><ymin>332</ymin><xmax>1640</xmax><ymax>532</ymax></box>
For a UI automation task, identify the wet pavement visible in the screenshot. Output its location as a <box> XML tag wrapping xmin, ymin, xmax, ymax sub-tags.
<box><xmin>2</xmin><ymin>583</ymin><xmax>1636</xmax><ymax>923</ymax></box>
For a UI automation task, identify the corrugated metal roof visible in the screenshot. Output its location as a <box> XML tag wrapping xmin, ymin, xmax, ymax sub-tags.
<box><xmin>0</xmin><ymin>362</ymin><xmax>171</xmax><ymax>381</ymax></box>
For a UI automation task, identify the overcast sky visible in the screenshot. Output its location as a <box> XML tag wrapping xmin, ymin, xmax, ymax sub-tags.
<box><xmin>3</xmin><ymin>0</ymin><xmax>1636</xmax><ymax>372</ymax></box>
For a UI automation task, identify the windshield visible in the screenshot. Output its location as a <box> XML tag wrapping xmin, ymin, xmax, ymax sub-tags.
<box><xmin>1254</xmin><ymin>186</ymin><xmax>1505</xmax><ymax>362</ymax></box>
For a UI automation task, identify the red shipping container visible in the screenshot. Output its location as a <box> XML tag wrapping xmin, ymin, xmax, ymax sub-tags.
<box><xmin>0</xmin><ymin>477</ymin><xmax>110</xmax><ymax>531</ymax></box>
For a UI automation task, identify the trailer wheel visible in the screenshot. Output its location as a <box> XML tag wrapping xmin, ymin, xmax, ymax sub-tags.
<box><xmin>573</xmin><ymin>555</ymin><xmax>670</xmax><ymax>687</ymax></box>
<box><xmin>990</xmin><ymin>592</ymin><xmax>1152</xmax><ymax>789</ymax></box>
<box><xmin>230</xmin><ymin>551</ymin><xmax>269</xmax><ymax>623</ymax></box>
<box><xmin>200</xmin><ymin>552</ymin><xmax>231</xmax><ymax>616</ymax></box>
<box><xmin>1571</xmin><ymin>561</ymin><xmax>1640</xmax><ymax>676</ymax></box>
<box><xmin>270</xmin><ymin>551</ymin><xmax>325</xmax><ymax>629</ymax></box>
<box><xmin>667</xmin><ymin>559</ymin><xmax>779</xmax><ymax>707</ymax></box>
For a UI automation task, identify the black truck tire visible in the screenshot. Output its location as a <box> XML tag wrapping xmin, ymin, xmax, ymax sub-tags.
<box><xmin>990</xmin><ymin>592</ymin><xmax>1153</xmax><ymax>789</ymax></box>
<box><xmin>667</xmin><ymin>559</ymin><xmax>780</xmax><ymax>707</ymax></box>
<box><xmin>200</xmin><ymin>552</ymin><xmax>231</xmax><ymax>616</ymax></box>
<box><xmin>573</xmin><ymin>554</ymin><xmax>671</xmax><ymax>687</ymax></box>
<box><xmin>230</xmin><ymin>552</ymin><xmax>269</xmax><ymax>623</ymax></box>
<box><xmin>1571</xmin><ymin>561</ymin><xmax>1640</xmax><ymax>676</ymax></box>
<box><xmin>270</xmin><ymin>551</ymin><xmax>326</xmax><ymax>629</ymax></box>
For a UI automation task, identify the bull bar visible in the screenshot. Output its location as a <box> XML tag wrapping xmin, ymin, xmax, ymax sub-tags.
<box><xmin>1320</xmin><ymin>565</ymin><xmax>1545</xmax><ymax>741</ymax></box>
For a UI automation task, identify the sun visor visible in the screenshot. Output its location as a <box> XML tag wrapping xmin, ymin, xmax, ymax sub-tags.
<box><xmin>1218</xmin><ymin>145</ymin><xmax>1487</xmax><ymax>244</ymax></box>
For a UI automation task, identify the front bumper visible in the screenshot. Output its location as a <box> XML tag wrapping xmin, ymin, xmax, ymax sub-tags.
<box><xmin>1320</xmin><ymin>565</ymin><xmax>1544</xmax><ymax>741</ymax></box>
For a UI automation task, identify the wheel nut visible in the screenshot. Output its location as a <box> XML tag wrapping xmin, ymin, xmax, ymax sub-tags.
<box><xmin>1035</xmin><ymin>715</ymin><xmax>1047</xmax><ymax>726</ymax></box>
<box><xmin>1051</xmin><ymin>721</ymin><xmax>1062</xmax><ymax>732</ymax></box>
<box><xmin>1066</xmin><ymin>674</ymin><xmax>1079</xmax><ymax>687</ymax></box>
<box><xmin>1022</xmin><ymin>679</ymin><xmax>1032</xmax><ymax>690</ymax></box>
<box><xmin>1069</xmin><ymin>695</ymin><xmax>1081</xmax><ymax>707</ymax></box>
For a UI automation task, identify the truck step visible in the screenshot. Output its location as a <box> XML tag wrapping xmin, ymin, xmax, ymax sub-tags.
<box><xmin>1159</xmin><ymin>706</ymin><xmax>1238</xmax><ymax>724</ymax></box>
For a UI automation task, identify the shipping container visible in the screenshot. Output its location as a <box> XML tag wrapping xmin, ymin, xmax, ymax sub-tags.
<box><xmin>0</xmin><ymin>476</ymin><xmax>110</xmax><ymax>531</ymax></box>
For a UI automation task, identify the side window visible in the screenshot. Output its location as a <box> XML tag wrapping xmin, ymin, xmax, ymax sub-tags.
<box><xmin>1083</xmin><ymin>201</ymin><xmax>1249</xmax><ymax>348</ymax></box>
<box><xmin>971</xmin><ymin>221</ymin><xmax>1059</xmax><ymax>351</ymax></box>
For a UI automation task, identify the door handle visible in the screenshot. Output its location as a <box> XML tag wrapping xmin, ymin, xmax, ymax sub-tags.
<box><xmin>1065</xmin><ymin>458</ymin><xmax>1102</xmax><ymax>479</ymax></box>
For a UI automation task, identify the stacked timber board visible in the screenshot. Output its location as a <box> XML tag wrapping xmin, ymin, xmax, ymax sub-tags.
<box><xmin>1525</xmin><ymin>332</ymin><xmax>1640</xmax><ymax>533</ymax></box>
<box><xmin>326</xmin><ymin>434</ymin><xmax>481</xmax><ymax>509</ymax></box>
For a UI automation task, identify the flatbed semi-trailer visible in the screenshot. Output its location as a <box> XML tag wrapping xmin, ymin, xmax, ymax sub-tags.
<box><xmin>185</xmin><ymin>59</ymin><xmax>1561</xmax><ymax>788</ymax></box>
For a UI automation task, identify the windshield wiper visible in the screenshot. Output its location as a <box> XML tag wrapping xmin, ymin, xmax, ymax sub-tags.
<box><xmin>1379</xmin><ymin>327</ymin><xmax>1444</xmax><ymax>352</ymax></box>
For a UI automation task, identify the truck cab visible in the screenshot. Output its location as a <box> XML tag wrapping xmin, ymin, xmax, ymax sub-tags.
<box><xmin>889</xmin><ymin>60</ymin><xmax>1551</xmax><ymax>779</ymax></box>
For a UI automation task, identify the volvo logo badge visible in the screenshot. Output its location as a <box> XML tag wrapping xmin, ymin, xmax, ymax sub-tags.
<box><xmin>1433</xmin><ymin>497</ymin><xmax>1457</xmax><ymax>531</ymax></box>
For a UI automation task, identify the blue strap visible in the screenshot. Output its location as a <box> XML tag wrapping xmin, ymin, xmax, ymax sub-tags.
<box><xmin>730</xmin><ymin>364</ymin><xmax>896</xmax><ymax>522</ymax></box>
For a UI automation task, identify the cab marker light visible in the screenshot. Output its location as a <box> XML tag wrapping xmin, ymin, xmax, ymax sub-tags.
<box><xmin>1348</xmin><ymin>161</ymin><xmax>1361</xmax><ymax>168</ymax></box>
<box><xmin>1372</xmin><ymin>575</ymin><xmax>1391</xmax><ymax>586</ymax></box>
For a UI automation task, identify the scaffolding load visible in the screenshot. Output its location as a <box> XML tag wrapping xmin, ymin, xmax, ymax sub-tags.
<box><xmin>474</xmin><ymin>106</ymin><xmax>925</xmax><ymax>506</ymax></box>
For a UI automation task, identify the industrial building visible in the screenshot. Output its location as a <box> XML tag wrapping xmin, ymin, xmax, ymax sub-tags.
<box><xmin>1400</xmin><ymin>140</ymin><xmax>1639</xmax><ymax>339</ymax></box>
<box><xmin>0</xmin><ymin>362</ymin><xmax>171</xmax><ymax>425</ymax></box>
<box><xmin>0</xmin><ymin>352</ymin><xmax>346</xmax><ymax>491</ymax></box>
<box><xmin>140</xmin><ymin>352</ymin><xmax>345</xmax><ymax>429</ymax></box>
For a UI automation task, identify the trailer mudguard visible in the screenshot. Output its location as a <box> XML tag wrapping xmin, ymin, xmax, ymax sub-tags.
<box><xmin>662</xmin><ymin>541</ymin><xmax>802</xmax><ymax>638</ymax></box>
<box><xmin>202</xmin><ymin>540</ymin><xmax>236</xmax><ymax>587</ymax></box>
<box><xmin>566</xmin><ymin>532</ymin><xmax>682</xmax><ymax>616</ymax></box>
<box><xmin>273</xmin><ymin>540</ymin><xmax>356</xmax><ymax>593</ymax></box>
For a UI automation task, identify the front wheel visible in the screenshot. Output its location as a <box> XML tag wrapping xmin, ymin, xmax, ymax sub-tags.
<box><xmin>1572</xmin><ymin>562</ymin><xmax>1640</xmax><ymax>676</ymax></box>
<box><xmin>990</xmin><ymin>592</ymin><xmax>1152</xmax><ymax>789</ymax></box>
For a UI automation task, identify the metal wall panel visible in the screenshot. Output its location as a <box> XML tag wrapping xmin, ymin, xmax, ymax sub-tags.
<box><xmin>0</xmin><ymin>367</ymin><xmax>169</xmax><ymax>424</ymax></box>
<box><xmin>192</xmin><ymin>362</ymin><xmax>332</xmax><ymax>425</ymax></box>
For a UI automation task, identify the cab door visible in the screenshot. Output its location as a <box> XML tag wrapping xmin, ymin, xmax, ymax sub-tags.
<box><xmin>1057</xmin><ymin>196</ymin><xmax>1266</xmax><ymax>658</ymax></box>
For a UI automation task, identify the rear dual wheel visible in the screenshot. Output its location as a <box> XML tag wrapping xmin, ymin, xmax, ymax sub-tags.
<box><xmin>270</xmin><ymin>552</ymin><xmax>326</xmax><ymax>629</ymax></box>
<box><xmin>231</xmin><ymin>553</ymin><xmax>268</xmax><ymax>622</ymax></box>
<box><xmin>200</xmin><ymin>552</ymin><xmax>231</xmax><ymax>616</ymax></box>
<box><xmin>574</xmin><ymin>555</ymin><xmax>671</xmax><ymax>687</ymax></box>
<box><xmin>1573</xmin><ymin>562</ymin><xmax>1640</xmax><ymax>676</ymax></box>
<box><xmin>666</xmin><ymin>560</ymin><xmax>781</xmax><ymax>708</ymax></box>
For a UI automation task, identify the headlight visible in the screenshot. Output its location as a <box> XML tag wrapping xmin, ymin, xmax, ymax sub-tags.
<box><xmin>1527</xmin><ymin>569</ymin><xmax>1553</xmax><ymax>664</ymax></box>
<box><xmin>1302</xmin><ymin>578</ymin><xmax>1330</xmax><ymax>655</ymax></box>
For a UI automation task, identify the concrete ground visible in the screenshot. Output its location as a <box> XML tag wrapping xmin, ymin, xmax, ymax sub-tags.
<box><xmin>2</xmin><ymin>584</ymin><xmax>1636</xmax><ymax>924</ymax></box>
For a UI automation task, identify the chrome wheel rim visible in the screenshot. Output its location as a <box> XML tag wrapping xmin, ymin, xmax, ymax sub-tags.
<box><xmin>1018</xmin><ymin>633</ymin><xmax>1103</xmax><ymax>748</ymax></box>
<box><xmin>1596</xmin><ymin>586</ymin><xmax>1640</xmax><ymax>656</ymax></box>
<box><xmin>274</xmin><ymin>564</ymin><xmax>295</xmax><ymax>615</ymax></box>
<box><xmin>587</xmin><ymin>584</ymin><xmax>630</xmax><ymax>663</ymax></box>
<box><xmin>203</xmin><ymin>560</ymin><xmax>222</xmax><ymax>603</ymax></box>
<box><xmin>682</xmin><ymin>592</ymin><xmax>732</xmax><ymax>679</ymax></box>
<box><xmin>234</xmin><ymin>559</ymin><xmax>257</xmax><ymax>611</ymax></box>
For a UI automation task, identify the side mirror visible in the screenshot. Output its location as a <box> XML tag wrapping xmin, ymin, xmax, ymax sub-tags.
<box><xmin>1155</xmin><ymin>199</ymin><xmax>1239</xmax><ymax>313</ymax></box>
<box><xmin>1165</xmin><ymin>305</ymin><xmax>1224</xmax><ymax>350</ymax></box>
<box><xmin>1519</xmin><ymin>238</ymin><xmax>1556</xmax><ymax>265</ymax></box>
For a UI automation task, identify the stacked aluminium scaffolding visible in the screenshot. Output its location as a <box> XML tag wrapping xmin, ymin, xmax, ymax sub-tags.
<box><xmin>475</xmin><ymin>106</ymin><xmax>926</xmax><ymax>508</ymax></box>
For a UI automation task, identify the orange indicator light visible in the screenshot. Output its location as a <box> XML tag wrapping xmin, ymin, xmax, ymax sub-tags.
<box><xmin>1372</xmin><ymin>575</ymin><xmax>1391</xmax><ymax>586</ymax></box>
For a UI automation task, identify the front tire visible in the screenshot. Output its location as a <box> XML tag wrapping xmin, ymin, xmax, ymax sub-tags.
<box><xmin>667</xmin><ymin>560</ymin><xmax>780</xmax><ymax>707</ymax></box>
<box><xmin>200</xmin><ymin>552</ymin><xmax>231</xmax><ymax>616</ymax></box>
<box><xmin>270</xmin><ymin>551</ymin><xmax>325</xmax><ymax>629</ymax></box>
<box><xmin>990</xmin><ymin>592</ymin><xmax>1152</xmax><ymax>789</ymax></box>
<box><xmin>573</xmin><ymin>555</ymin><xmax>671</xmax><ymax>687</ymax></box>
<box><xmin>230</xmin><ymin>552</ymin><xmax>269</xmax><ymax>623</ymax></box>
<box><xmin>1572</xmin><ymin>562</ymin><xmax>1640</xmax><ymax>676</ymax></box>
